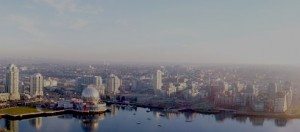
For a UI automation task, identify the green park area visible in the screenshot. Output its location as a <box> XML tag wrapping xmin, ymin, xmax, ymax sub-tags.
<box><xmin>0</xmin><ymin>107</ymin><xmax>41</xmax><ymax>116</ymax></box>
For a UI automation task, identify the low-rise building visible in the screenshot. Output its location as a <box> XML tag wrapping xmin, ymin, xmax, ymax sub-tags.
<box><xmin>252</xmin><ymin>101</ymin><xmax>264</xmax><ymax>112</ymax></box>
<box><xmin>0</xmin><ymin>93</ymin><xmax>10</xmax><ymax>102</ymax></box>
<box><xmin>165</xmin><ymin>83</ymin><xmax>177</xmax><ymax>97</ymax></box>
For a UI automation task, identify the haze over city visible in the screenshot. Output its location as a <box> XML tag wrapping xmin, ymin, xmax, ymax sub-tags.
<box><xmin>2</xmin><ymin>1</ymin><xmax>300</xmax><ymax>132</ymax></box>
<box><xmin>1</xmin><ymin>0</ymin><xmax>300</xmax><ymax>64</ymax></box>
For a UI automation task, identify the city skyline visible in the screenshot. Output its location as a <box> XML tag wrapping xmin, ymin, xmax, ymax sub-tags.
<box><xmin>0</xmin><ymin>61</ymin><xmax>298</xmax><ymax>131</ymax></box>
<box><xmin>1</xmin><ymin>0</ymin><xmax>300</xmax><ymax>65</ymax></box>
<box><xmin>1</xmin><ymin>1</ymin><xmax>300</xmax><ymax>132</ymax></box>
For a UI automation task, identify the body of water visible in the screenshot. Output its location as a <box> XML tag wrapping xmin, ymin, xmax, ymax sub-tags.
<box><xmin>0</xmin><ymin>105</ymin><xmax>299</xmax><ymax>132</ymax></box>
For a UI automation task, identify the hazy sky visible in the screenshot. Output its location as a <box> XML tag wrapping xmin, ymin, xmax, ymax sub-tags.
<box><xmin>1</xmin><ymin>0</ymin><xmax>300</xmax><ymax>64</ymax></box>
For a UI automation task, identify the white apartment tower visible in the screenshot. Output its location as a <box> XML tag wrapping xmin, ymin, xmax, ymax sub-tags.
<box><xmin>5</xmin><ymin>64</ymin><xmax>20</xmax><ymax>100</ymax></box>
<box><xmin>30</xmin><ymin>73</ymin><xmax>44</xmax><ymax>97</ymax></box>
<box><xmin>153</xmin><ymin>70</ymin><xmax>163</xmax><ymax>91</ymax></box>
<box><xmin>95</xmin><ymin>76</ymin><xmax>103</xmax><ymax>86</ymax></box>
<box><xmin>107</xmin><ymin>74</ymin><xmax>121</xmax><ymax>95</ymax></box>
<box><xmin>77</xmin><ymin>76</ymin><xmax>103</xmax><ymax>86</ymax></box>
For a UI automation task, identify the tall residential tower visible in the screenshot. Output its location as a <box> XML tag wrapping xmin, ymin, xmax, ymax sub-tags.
<box><xmin>30</xmin><ymin>73</ymin><xmax>44</xmax><ymax>97</ymax></box>
<box><xmin>107</xmin><ymin>74</ymin><xmax>121</xmax><ymax>95</ymax></box>
<box><xmin>153</xmin><ymin>70</ymin><xmax>163</xmax><ymax>91</ymax></box>
<box><xmin>5</xmin><ymin>64</ymin><xmax>20</xmax><ymax>100</ymax></box>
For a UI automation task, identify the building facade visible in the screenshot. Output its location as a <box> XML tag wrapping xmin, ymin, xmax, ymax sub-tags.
<box><xmin>107</xmin><ymin>74</ymin><xmax>121</xmax><ymax>95</ymax></box>
<box><xmin>30</xmin><ymin>73</ymin><xmax>44</xmax><ymax>97</ymax></box>
<box><xmin>5</xmin><ymin>64</ymin><xmax>20</xmax><ymax>100</ymax></box>
<box><xmin>153</xmin><ymin>70</ymin><xmax>163</xmax><ymax>92</ymax></box>
<box><xmin>274</xmin><ymin>92</ymin><xmax>288</xmax><ymax>113</ymax></box>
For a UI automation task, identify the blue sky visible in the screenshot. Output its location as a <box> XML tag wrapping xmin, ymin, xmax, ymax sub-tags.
<box><xmin>1</xmin><ymin>0</ymin><xmax>300</xmax><ymax>64</ymax></box>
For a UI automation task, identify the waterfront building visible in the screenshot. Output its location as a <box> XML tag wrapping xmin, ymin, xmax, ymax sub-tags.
<box><xmin>98</xmin><ymin>85</ymin><xmax>106</xmax><ymax>96</ymax></box>
<box><xmin>214</xmin><ymin>93</ymin><xmax>234</xmax><ymax>107</ymax></box>
<box><xmin>234</xmin><ymin>93</ymin><xmax>247</xmax><ymax>107</ymax></box>
<box><xmin>243</xmin><ymin>84</ymin><xmax>257</xmax><ymax>105</ymax></box>
<box><xmin>153</xmin><ymin>70</ymin><xmax>163</xmax><ymax>92</ymax></box>
<box><xmin>251</xmin><ymin>93</ymin><xmax>268</xmax><ymax>112</ymax></box>
<box><xmin>57</xmin><ymin>99</ymin><xmax>74</xmax><ymax>109</ymax></box>
<box><xmin>107</xmin><ymin>74</ymin><xmax>121</xmax><ymax>95</ymax></box>
<box><xmin>268</xmin><ymin>83</ymin><xmax>278</xmax><ymax>98</ymax></box>
<box><xmin>274</xmin><ymin>92</ymin><xmax>288</xmax><ymax>113</ymax></box>
<box><xmin>283</xmin><ymin>81</ymin><xmax>293</xmax><ymax>109</ymax></box>
<box><xmin>252</xmin><ymin>101</ymin><xmax>265</xmax><ymax>112</ymax></box>
<box><xmin>5</xmin><ymin>64</ymin><xmax>20</xmax><ymax>100</ymax></box>
<box><xmin>30</xmin><ymin>73</ymin><xmax>44</xmax><ymax>97</ymax></box>
<box><xmin>79</xmin><ymin>85</ymin><xmax>106</xmax><ymax>112</ymax></box>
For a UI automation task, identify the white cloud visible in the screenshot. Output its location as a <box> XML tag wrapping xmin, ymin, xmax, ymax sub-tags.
<box><xmin>35</xmin><ymin>0</ymin><xmax>102</xmax><ymax>14</ymax></box>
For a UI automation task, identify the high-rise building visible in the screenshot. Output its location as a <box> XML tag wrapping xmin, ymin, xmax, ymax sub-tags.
<box><xmin>107</xmin><ymin>74</ymin><xmax>121</xmax><ymax>95</ymax></box>
<box><xmin>268</xmin><ymin>82</ymin><xmax>278</xmax><ymax>98</ymax></box>
<box><xmin>77</xmin><ymin>75</ymin><xmax>103</xmax><ymax>93</ymax></box>
<box><xmin>5</xmin><ymin>64</ymin><xmax>20</xmax><ymax>100</ymax></box>
<box><xmin>153</xmin><ymin>70</ymin><xmax>163</xmax><ymax>91</ymax></box>
<box><xmin>274</xmin><ymin>92</ymin><xmax>288</xmax><ymax>113</ymax></box>
<box><xmin>283</xmin><ymin>81</ymin><xmax>293</xmax><ymax>108</ymax></box>
<box><xmin>95</xmin><ymin>76</ymin><xmax>103</xmax><ymax>86</ymax></box>
<box><xmin>30</xmin><ymin>73</ymin><xmax>44</xmax><ymax>97</ymax></box>
<box><xmin>77</xmin><ymin>76</ymin><xmax>103</xmax><ymax>86</ymax></box>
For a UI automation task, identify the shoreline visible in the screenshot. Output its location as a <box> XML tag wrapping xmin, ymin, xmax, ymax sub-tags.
<box><xmin>106</xmin><ymin>101</ymin><xmax>300</xmax><ymax>119</ymax></box>
<box><xmin>0</xmin><ymin>109</ymin><xmax>107</xmax><ymax>120</ymax></box>
<box><xmin>0</xmin><ymin>103</ymin><xmax>299</xmax><ymax>120</ymax></box>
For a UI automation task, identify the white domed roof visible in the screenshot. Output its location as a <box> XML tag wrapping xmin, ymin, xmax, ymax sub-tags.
<box><xmin>81</xmin><ymin>85</ymin><xmax>99</xmax><ymax>102</ymax></box>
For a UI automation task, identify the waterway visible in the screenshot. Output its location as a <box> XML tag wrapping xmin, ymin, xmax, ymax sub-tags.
<box><xmin>0</xmin><ymin>105</ymin><xmax>299</xmax><ymax>132</ymax></box>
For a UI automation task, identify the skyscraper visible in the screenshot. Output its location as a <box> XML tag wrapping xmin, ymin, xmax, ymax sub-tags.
<box><xmin>76</xmin><ymin>75</ymin><xmax>103</xmax><ymax>93</ymax></box>
<box><xmin>30</xmin><ymin>73</ymin><xmax>44</xmax><ymax>97</ymax></box>
<box><xmin>268</xmin><ymin>82</ymin><xmax>278</xmax><ymax>98</ymax></box>
<box><xmin>77</xmin><ymin>76</ymin><xmax>103</xmax><ymax>86</ymax></box>
<box><xmin>107</xmin><ymin>74</ymin><xmax>121</xmax><ymax>95</ymax></box>
<box><xmin>95</xmin><ymin>76</ymin><xmax>103</xmax><ymax>86</ymax></box>
<box><xmin>153</xmin><ymin>70</ymin><xmax>163</xmax><ymax>91</ymax></box>
<box><xmin>5</xmin><ymin>64</ymin><xmax>20</xmax><ymax>100</ymax></box>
